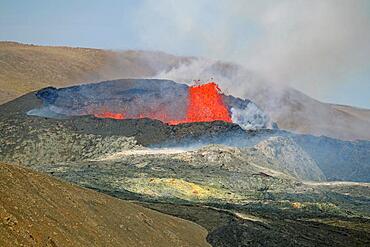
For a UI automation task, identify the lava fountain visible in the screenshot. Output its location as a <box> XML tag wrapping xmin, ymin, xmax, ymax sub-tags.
<box><xmin>168</xmin><ymin>82</ymin><xmax>232</xmax><ymax>125</ymax></box>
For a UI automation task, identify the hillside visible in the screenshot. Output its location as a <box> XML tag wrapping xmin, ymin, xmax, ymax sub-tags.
<box><xmin>0</xmin><ymin>41</ymin><xmax>185</xmax><ymax>104</ymax></box>
<box><xmin>0</xmin><ymin>162</ymin><xmax>210</xmax><ymax>247</ymax></box>
<box><xmin>0</xmin><ymin>41</ymin><xmax>369</xmax><ymax>141</ymax></box>
<box><xmin>253</xmin><ymin>87</ymin><xmax>370</xmax><ymax>141</ymax></box>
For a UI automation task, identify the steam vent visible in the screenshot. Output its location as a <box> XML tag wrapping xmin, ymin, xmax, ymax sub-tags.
<box><xmin>28</xmin><ymin>79</ymin><xmax>270</xmax><ymax>130</ymax></box>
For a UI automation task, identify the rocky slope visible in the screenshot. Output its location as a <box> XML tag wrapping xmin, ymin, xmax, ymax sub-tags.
<box><xmin>15</xmin><ymin>141</ymin><xmax>370</xmax><ymax>247</ymax></box>
<box><xmin>1</xmin><ymin>85</ymin><xmax>369</xmax><ymax>182</ymax></box>
<box><xmin>1</xmin><ymin>91</ymin><xmax>370</xmax><ymax>246</ymax></box>
<box><xmin>1</xmin><ymin>41</ymin><xmax>369</xmax><ymax>140</ymax></box>
<box><xmin>0</xmin><ymin>163</ymin><xmax>210</xmax><ymax>247</ymax></box>
<box><xmin>292</xmin><ymin>134</ymin><xmax>370</xmax><ymax>182</ymax></box>
<box><xmin>245</xmin><ymin>136</ymin><xmax>325</xmax><ymax>181</ymax></box>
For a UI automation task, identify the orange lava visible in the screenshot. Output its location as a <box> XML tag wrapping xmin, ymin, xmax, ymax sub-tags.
<box><xmin>186</xmin><ymin>82</ymin><xmax>231</xmax><ymax>123</ymax></box>
<box><xmin>168</xmin><ymin>82</ymin><xmax>231</xmax><ymax>124</ymax></box>
<box><xmin>95</xmin><ymin>112</ymin><xmax>125</xmax><ymax>120</ymax></box>
<box><xmin>94</xmin><ymin>82</ymin><xmax>231</xmax><ymax>124</ymax></box>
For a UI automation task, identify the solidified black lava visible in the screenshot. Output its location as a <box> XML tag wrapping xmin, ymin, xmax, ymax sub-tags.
<box><xmin>1</xmin><ymin>81</ymin><xmax>370</xmax><ymax>182</ymax></box>
<box><xmin>1</xmin><ymin>80</ymin><xmax>370</xmax><ymax>247</ymax></box>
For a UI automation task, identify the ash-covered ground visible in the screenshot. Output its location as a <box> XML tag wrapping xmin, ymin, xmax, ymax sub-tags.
<box><xmin>1</xmin><ymin>79</ymin><xmax>370</xmax><ymax>246</ymax></box>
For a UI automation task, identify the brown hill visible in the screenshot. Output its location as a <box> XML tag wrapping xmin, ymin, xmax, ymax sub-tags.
<box><xmin>250</xmin><ymin>87</ymin><xmax>370</xmax><ymax>141</ymax></box>
<box><xmin>0</xmin><ymin>41</ymin><xmax>369</xmax><ymax>141</ymax></box>
<box><xmin>0</xmin><ymin>162</ymin><xmax>210</xmax><ymax>247</ymax></box>
<box><xmin>0</xmin><ymin>41</ymin><xmax>185</xmax><ymax>104</ymax></box>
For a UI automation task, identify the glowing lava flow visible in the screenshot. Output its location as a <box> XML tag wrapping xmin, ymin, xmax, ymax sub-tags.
<box><xmin>95</xmin><ymin>112</ymin><xmax>125</xmax><ymax>120</ymax></box>
<box><xmin>94</xmin><ymin>82</ymin><xmax>232</xmax><ymax>124</ymax></box>
<box><xmin>187</xmin><ymin>82</ymin><xmax>231</xmax><ymax>122</ymax></box>
<box><xmin>168</xmin><ymin>82</ymin><xmax>232</xmax><ymax>124</ymax></box>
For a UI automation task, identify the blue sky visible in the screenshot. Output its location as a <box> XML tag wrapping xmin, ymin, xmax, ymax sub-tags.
<box><xmin>0</xmin><ymin>0</ymin><xmax>369</xmax><ymax>108</ymax></box>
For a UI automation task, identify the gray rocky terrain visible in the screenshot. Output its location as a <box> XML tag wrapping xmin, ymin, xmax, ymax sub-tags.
<box><xmin>1</xmin><ymin>79</ymin><xmax>370</xmax><ymax>246</ymax></box>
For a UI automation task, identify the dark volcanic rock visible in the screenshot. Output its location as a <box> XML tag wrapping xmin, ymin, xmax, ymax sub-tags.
<box><xmin>1</xmin><ymin>80</ymin><xmax>370</xmax><ymax>247</ymax></box>
<box><xmin>0</xmin><ymin>79</ymin><xmax>369</xmax><ymax>182</ymax></box>
<box><xmin>30</xmin><ymin>79</ymin><xmax>189</xmax><ymax>121</ymax></box>
<box><xmin>206</xmin><ymin>217</ymin><xmax>370</xmax><ymax>247</ymax></box>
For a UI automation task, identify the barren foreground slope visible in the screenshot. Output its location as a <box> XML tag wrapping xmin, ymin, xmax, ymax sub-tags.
<box><xmin>0</xmin><ymin>163</ymin><xmax>210</xmax><ymax>247</ymax></box>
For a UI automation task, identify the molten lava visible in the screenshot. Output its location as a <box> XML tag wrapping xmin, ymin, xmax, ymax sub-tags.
<box><xmin>94</xmin><ymin>82</ymin><xmax>232</xmax><ymax>124</ymax></box>
<box><xmin>187</xmin><ymin>82</ymin><xmax>231</xmax><ymax>123</ymax></box>
<box><xmin>168</xmin><ymin>82</ymin><xmax>231</xmax><ymax>124</ymax></box>
<box><xmin>95</xmin><ymin>112</ymin><xmax>125</xmax><ymax>120</ymax></box>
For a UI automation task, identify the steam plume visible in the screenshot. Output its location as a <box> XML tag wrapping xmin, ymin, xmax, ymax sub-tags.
<box><xmin>135</xmin><ymin>0</ymin><xmax>370</xmax><ymax>100</ymax></box>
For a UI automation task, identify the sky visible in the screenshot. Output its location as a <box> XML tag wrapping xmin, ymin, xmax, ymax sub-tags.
<box><xmin>0</xmin><ymin>0</ymin><xmax>369</xmax><ymax>108</ymax></box>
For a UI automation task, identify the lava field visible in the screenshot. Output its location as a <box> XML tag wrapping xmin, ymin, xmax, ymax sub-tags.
<box><xmin>1</xmin><ymin>78</ymin><xmax>370</xmax><ymax>246</ymax></box>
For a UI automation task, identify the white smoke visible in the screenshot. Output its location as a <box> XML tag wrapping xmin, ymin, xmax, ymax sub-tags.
<box><xmin>154</xmin><ymin>57</ymin><xmax>284</xmax><ymax>110</ymax></box>
<box><xmin>134</xmin><ymin>0</ymin><xmax>370</xmax><ymax>102</ymax></box>
<box><xmin>155</xmin><ymin>57</ymin><xmax>263</xmax><ymax>98</ymax></box>
<box><xmin>156</xmin><ymin>58</ymin><xmax>218</xmax><ymax>84</ymax></box>
<box><xmin>231</xmin><ymin>104</ymin><xmax>270</xmax><ymax>130</ymax></box>
<box><xmin>155</xmin><ymin>58</ymin><xmax>274</xmax><ymax>130</ymax></box>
